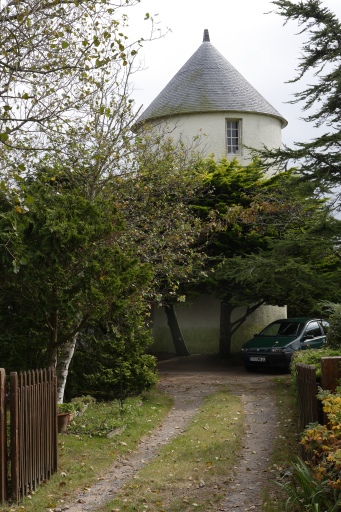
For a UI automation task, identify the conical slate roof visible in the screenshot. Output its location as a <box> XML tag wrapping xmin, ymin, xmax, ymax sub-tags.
<box><xmin>137</xmin><ymin>30</ymin><xmax>287</xmax><ymax>127</ymax></box>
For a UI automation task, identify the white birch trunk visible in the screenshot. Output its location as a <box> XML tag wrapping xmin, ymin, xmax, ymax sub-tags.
<box><xmin>56</xmin><ymin>333</ymin><xmax>78</xmax><ymax>403</ymax></box>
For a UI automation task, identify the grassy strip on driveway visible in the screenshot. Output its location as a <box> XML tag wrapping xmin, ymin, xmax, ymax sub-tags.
<box><xmin>101</xmin><ymin>389</ymin><xmax>244</xmax><ymax>512</ymax></box>
<box><xmin>0</xmin><ymin>390</ymin><xmax>173</xmax><ymax>512</ymax></box>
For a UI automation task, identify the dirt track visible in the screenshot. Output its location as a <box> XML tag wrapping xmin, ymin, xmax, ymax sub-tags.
<box><xmin>63</xmin><ymin>355</ymin><xmax>279</xmax><ymax>512</ymax></box>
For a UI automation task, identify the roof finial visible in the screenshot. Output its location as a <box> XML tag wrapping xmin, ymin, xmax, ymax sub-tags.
<box><xmin>203</xmin><ymin>29</ymin><xmax>210</xmax><ymax>43</ymax></box>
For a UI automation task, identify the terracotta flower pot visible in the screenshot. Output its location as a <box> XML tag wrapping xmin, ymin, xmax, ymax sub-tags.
<box><xmin>57</xmin><ymin>412</ymin><xmax>70</xmax><ymax>433</ymax></box>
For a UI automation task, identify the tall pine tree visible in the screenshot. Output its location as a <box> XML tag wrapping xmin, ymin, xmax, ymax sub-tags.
<box><xmin>256</xmin><ymin>0</ymin><xmax>341</xmax><ymax>209</ymax></box>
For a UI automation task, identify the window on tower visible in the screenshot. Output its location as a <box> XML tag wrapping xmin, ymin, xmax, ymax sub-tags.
<box><xmin>226</xmin><ymin>120</ymin><xmax>241</xmax><ymax>155</ymax></box>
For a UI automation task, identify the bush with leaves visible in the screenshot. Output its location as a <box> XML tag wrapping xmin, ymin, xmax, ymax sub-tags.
<box><xmin>280</xmin><ymin>388</ymin><xmax>341</xmax><ymax>511</ymax></box>
<box><xmin>66</xmin><ymin>315</ymin><xmax>157</xmax><ymax>400</ymax></box>
<box><xmin>320</xmin><ymin>302</ymin><xmax>341</xmax><ymax>349</ymax></box>
<box><xmin>280</xmin><ymin>456</ymin><xmax>341</xmax><ymax>512</ymax></box>
<box><xmin>299</xmin><ymin>389</ymin><xmax>341</xmax><ymax>491</ymax></box>
<box><xmin>290</xmin><ymin>348</ymin><xmax>341</xmax><ymax>389</ymax></box>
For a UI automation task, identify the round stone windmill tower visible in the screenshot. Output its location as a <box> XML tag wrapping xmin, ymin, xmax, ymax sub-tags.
<box><xmin>137</xmin><ymin>29</ymin><xmax>287</xmax><ymax>164</ymax></box>
<box><xmin>138</xmin><ymin>30</ymin><xmax>288</xmax><ymax>356</ymax></box>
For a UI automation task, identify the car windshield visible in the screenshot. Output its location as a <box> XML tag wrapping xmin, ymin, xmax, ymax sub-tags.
<box><xmin>260</xmin><ymin>321</ymin><xmax>303</xmax><ymax>337</ymax></box>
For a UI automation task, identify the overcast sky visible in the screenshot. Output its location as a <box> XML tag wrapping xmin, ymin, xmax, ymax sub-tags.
<box><xmin>125</xmin><ymin>0</ymin><xmax>341</xmax><ymax>148</ymax></box>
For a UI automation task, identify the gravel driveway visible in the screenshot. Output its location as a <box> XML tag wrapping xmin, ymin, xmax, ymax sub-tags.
<box><xmin>63</xmin><ymin>355</ymin><xmax>280</xmax><ymax>512</ymax></box>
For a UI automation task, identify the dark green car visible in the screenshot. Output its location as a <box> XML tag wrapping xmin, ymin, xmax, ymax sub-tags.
<box><xmin>241</xmin><ymin>318</ymin><xmax>329</xmax><ymax>370</ymax></box>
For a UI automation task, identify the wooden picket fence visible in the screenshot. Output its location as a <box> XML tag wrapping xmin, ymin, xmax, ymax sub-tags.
<box><xmin>0</xmin><ymin>368</ymin><xmax>58</xmax><ymax>504</ymax></box>
<box><xmin>296</xmin><ymin>357</ymin><xmax>341</xmax><ymax>432</ymax></box>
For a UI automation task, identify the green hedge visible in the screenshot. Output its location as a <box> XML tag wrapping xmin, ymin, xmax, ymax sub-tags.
<box><xmin>290</xmin><ymin>348</ymin><xmax>341</xmax><ymax>388</ymax></box>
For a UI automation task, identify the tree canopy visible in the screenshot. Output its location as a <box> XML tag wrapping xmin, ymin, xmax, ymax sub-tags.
<box><xmin>0</xmin><ymin>0</ymin><xmax>147</xmax><ymax>151</ymax></box>
<box><xmin>190</xmin><ymin>157</ymin><xmax>341</xmax><ymax>355</ymax></box>
<box><xmin>115</xmin><ymin>133</ymin><xmax>206</xmax><ymax>304</ymax></box>
<box><xmin>256</xmin><ymin>0</ymin><xmax>341</xmax><ymax>208</ymax></box>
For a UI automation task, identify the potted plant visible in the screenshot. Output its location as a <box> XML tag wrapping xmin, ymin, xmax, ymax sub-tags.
<box><xmin>57</xmin><ymin>403</ymin><xmax>76</xmax><ymax>432</ymax></box>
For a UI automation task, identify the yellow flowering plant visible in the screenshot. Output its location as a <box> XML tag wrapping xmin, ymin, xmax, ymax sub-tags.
<box><xmin>301</xmin><ymin>387</ymin><xmax>341</xmax><ymax>490</ymax></box>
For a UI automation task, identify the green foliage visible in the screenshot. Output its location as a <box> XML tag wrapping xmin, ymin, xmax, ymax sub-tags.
<box><xmin>67</xmin><ymin>320</ymin><xmax>158</xmax><ymax>400</ymax></box>
<box><xmin>66</xmin><ymin>393</ymin><xmax>166</xmax><ymax>437</ymax></box>
<box><xmin>0</xmin><ymin>130</ymin><xmax>209</xmax><ymax>397</ymax></box>
<box><xmin>290</xmin><ymin>348</ymin><xmax>341</xmax><ymax>387</ymax></box>
<box><xmin>193</xmin><ymin>157</ymin><xmax>266</xmax><ymax>263</ymax></box>
<box><xmin>194</xmin><ymin>157</ymin><xmax>341</xmax><ymax>310</ymax></box>
<box><xmin>187</xmin><ymin>157</ymin><xmax>341</xmax><ymax>355</ymax></box>
<box><xmin>283</xmin><ymin>388</ymin><xmax>341</xmax><ymax>510</ymax></box>
<box><xmin>258</xmin><ymin>1</ymin><xmax>341</xmax><ymax>205</ymax></box>
<box><xmin>189</xmin><ymin>157</ymin><xmax>273</xmax><ymax>306</ymax></box>
<box><xmin>70</xmin><ymin>395</ymin><xmax>95</xmax><ymax>412</ymax></box>
<box><xmin>219</xmin><ymin>200</ymin><xmax>341</xmax><ymax>311</ymax></box>
<box><xmin>279</xmin><ymin>456</ymin><xmax>341</xmax><ymax>512</ymax></box>
<box><xmin>320</xmin><ymin>302</ymin><xmax>341</xmax><ymax>348</ymax></box>
<box><xmin>58</xmin><ymin>402</ymin><xmax>76</xmax><ymax>414</ymax></box>
<box><xmin>115</xmin><ymin>133</ymin><xmax>207</xmax><ymax>304</ymax></box>
<box><xmin>0</xmin><ymin>0</ymin><xmax>149</xmax><ymax>152</ymax></box>
<box><xmin>0</xmin><ymin>0</ymin><xmax>205</xmax><ymax>397</ymax></box>
<box><xmin>0</xmin><ymin>168</ymin><xmax>153</xmax><ymax>399</ymax></box>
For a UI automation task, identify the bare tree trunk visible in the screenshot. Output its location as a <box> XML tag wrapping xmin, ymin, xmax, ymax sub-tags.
<box><xmin>56</xmin><ymin>334</ymin><xmax>78</xmax><ymax>403</ymax></box>
<box><xmin>47</xmin><ymin>310</ymin><xmax>87</xmax><ymax>402</ymax></box>
<box><xmin>164</xmin><ymin>302</ymin><xmax>190</xmax><ymax>357</ymax></box>
<box><xmin>219</xmin><ymin>300</ymin><xmax>265</xmax><ymax>358</ymax></box>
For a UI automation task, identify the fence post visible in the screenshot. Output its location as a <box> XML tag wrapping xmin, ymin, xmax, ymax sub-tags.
<box><xmin>296</xmin><ymin>363</ymin><xmax>318</xmax><ymax>432</ymax></box>
<box><xmin>51</xmin><ymin>368</ymin><xmax>58</xmax><ymax>474</ymax></box>
<box><xmin>320</xmin><ymin>357</ymin><xmax>341</xmax><ymax>427</ymax></box>
<box><xmin>0</xmin><ymin>369</ymin><xmax>6</xmax><ymax>503</ymax></box>
<box><xmin>321</xmin><ymin>357</ymin><xmax>341</xmax><ymax>392</ymax></box>
<box><xmin>10</xmin><ymin>372</ymin><xmax>19</xmax><ymax>503</ymax></box>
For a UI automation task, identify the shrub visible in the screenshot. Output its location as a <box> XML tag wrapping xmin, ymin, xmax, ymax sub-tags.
<box><xmin>290</xmin><ymin>348</ymin><xmax>341</xmax><ymax>389</ymax></box>
<box><xmin>58</xmin><ymin>402</ymin><xmax>76</xmax><ymax>414</ymax></box>
<box><xmin>320</xmin><ymin>302</ymin><xmax>341</xmax><ymax>349</ymax></box>
<box><xmin>300</xmin><ymin>388</ymin><xmax>341</xmax><ymax>487</ymax></box>
<box><xmin>283</xmin><ymin>387</ymin><xmax>341</xmax><ymax>511</ymax></box>
<box><xmin>281</xmin><ymin>386</ymin><xmax>341</xmax><ymax>511</ymax></box>
<box><xmin>67</xmin><ymin>322</ymin><xmax>158</xmax><ymax>400</ymax></box>
<box><xmin>280</xmin><ymin>457</ymin><xmax>341</xmax><ymax>512</ymax></box>
<box><xmin>70</xmin><ymin>395</ymin><xmax>95</xmax><ymax>412</ymax></box>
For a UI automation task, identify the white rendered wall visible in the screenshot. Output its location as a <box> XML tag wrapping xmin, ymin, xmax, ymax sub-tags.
<box><xmin>151</xmin><ymin>296</ymin><xmax>287</xmax><ymax>356</ymax></box>
<box><xmin>153</xmin><ymin>111</ymin><xmax>283</xmax><ymax>166</ymax></box>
